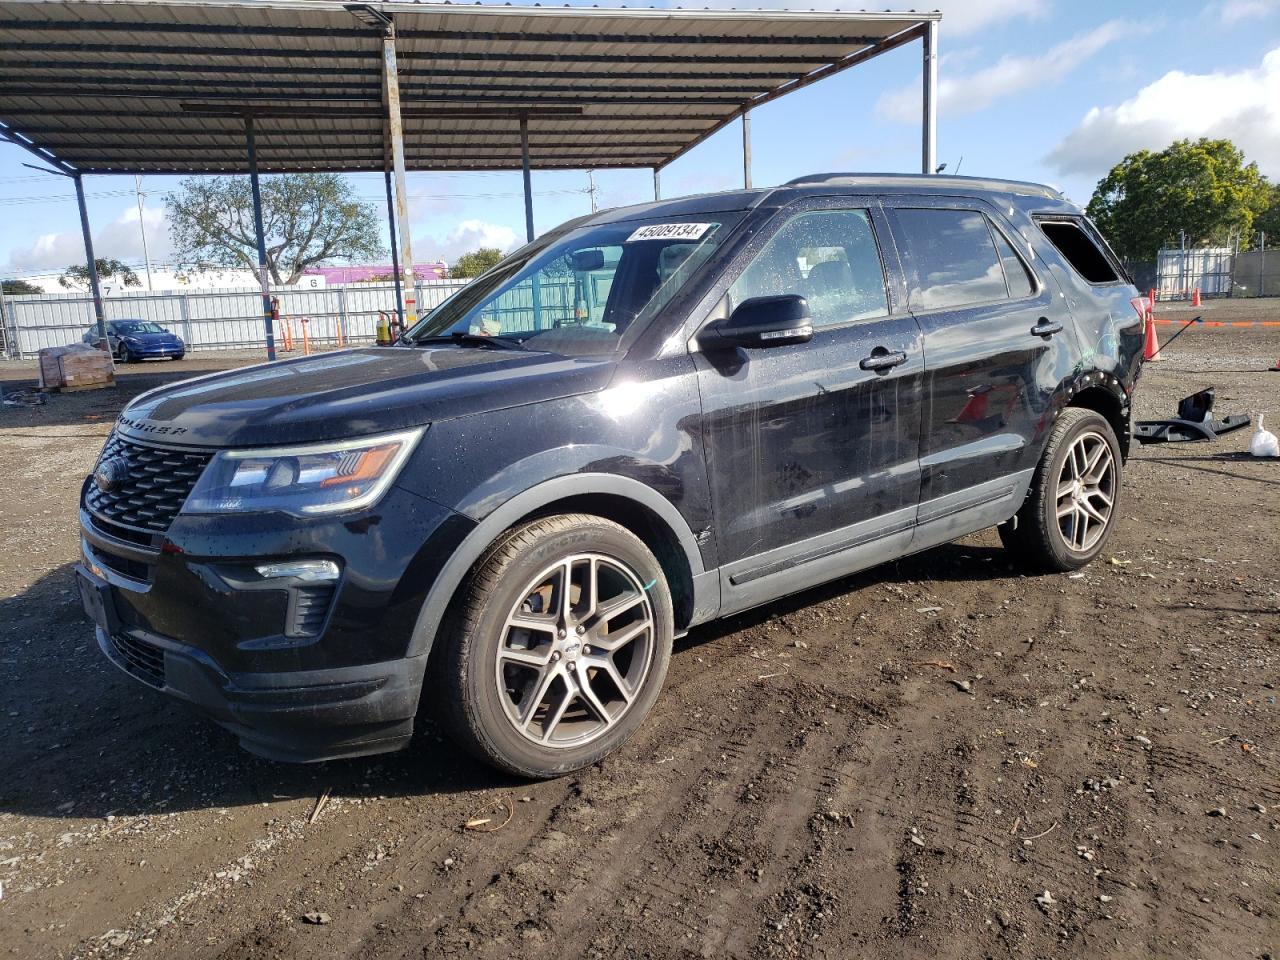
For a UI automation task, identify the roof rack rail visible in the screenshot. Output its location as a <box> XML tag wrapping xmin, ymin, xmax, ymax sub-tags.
<box><xmin>785</xmin><ymin>172</ymin><xmax>1062</xmax><ymax>200</ymax></box>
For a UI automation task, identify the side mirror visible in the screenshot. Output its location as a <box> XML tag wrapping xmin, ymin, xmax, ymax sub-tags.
<box><xmin>697</xmin><ymin>294</ymin><xmax>813</xmax><ymax>351</ymax></box>
<box><xmin>571</xmin><ymin>249</ymin><xmax>606</xmax><ymax>272</ymax></box>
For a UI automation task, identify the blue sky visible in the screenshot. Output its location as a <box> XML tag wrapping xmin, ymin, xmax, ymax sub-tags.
<box><xmin>2</xmin><ymin>0</ymin><xmax>1277</xmax><ymax>281</ymax></box>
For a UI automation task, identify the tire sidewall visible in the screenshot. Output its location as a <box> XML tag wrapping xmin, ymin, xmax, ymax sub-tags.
<box><xmin>1039</xmin><ymin>410</ymin><xmax>1122</xmax><ymax>569</ymax></box>
<box><xmin>459</xmin><ymin>519</ymin><xmax>674</xmax><ymax>778</ymax></box>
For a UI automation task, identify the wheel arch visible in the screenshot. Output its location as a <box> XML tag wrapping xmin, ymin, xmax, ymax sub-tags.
<box><xmin>1064</xmin><ymin>374</ymin><xmax>1130</xmax><ymax>459</ymax></box>
<box><xmin>405</xmin><ymin>473</ymin><xmax>716</xmax><ymax>661</ymax></box>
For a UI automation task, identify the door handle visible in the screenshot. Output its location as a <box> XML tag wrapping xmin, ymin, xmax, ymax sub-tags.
<box><xmin>859</xmin><ymin>349</ymin><xmax>908</xmax><ymax>372</ymax></box>
<box><xmin>1031</xmin><ymin>318</ymin><xmax>1063</xmax><ymax>338</ymax></box>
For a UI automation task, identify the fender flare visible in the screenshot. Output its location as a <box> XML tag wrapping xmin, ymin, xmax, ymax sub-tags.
<box><xmin>1059</xmin><ymin>368</ymin><xmax>1133</xmax><ymax>456</ymax></box>
<box><xmin>404</xmin><ymin>472</ymin><xmax>708</xmax><ymax>659</ymax></box>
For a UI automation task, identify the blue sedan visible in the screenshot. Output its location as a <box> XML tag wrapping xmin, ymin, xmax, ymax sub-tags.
<box><xmin>82</xmin><ymin>320</ymin><xmax>185</xmax><ymax>362</ymax></box>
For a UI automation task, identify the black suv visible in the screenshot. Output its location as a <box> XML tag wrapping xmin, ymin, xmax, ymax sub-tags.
<box><xmin>77</xmin><ymin>174</ymin><xmax>1144</xmax><ymax>778</ymax></box>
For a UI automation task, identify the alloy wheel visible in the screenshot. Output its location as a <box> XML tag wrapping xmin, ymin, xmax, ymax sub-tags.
<box><xmin>494</xmin><ymin>553</ymin><xmax>655</xmax><ymax>748</ymax></box>
<box><xmin>1055</xmin><ymin>430</ymin><xmax>1116</xmax><ymax>553</ymax></box>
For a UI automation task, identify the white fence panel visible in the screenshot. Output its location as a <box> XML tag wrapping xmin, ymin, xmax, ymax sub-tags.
<box><xmin>1</xmin><ymin>279</ymin><xmax>472</xmax><ymax>359</ymax></box>
<box><xmin>1155</xmin><ymin>247</ymin><xmax>1234</xmax><ymax>299</ymax></box>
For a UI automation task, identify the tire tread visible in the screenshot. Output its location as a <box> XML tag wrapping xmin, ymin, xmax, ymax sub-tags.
<box><xmin>435</xmin><ymin>513</ymin><xmax>668</xmax><ymax>778</ymax></box>
<box><xmin>1001</xmin><ymin>407</ymin><xmax>1120</xmax><ymax>573</ymax></box>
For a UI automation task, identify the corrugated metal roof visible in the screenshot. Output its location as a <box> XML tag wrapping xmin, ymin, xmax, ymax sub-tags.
<box><xmin>0</xmin><ymin>0</ymin><xmax>938</xmax><ymax>174</ymax></box>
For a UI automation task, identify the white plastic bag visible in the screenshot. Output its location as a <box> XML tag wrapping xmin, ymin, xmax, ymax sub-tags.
<box><xmin>1249</xmin><ymin>413</ymin><xmax>1279</xmax><ymax>458</ymax></box>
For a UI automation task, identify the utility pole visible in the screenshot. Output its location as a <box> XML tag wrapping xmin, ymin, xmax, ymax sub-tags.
<box><xmin>134</xmin><ymin>175</ymin><xmax>154</xmax><ymax>291</ymax></box>
<box><xmin>586</xmin><ymin>170</ymin><xmax>598</xmax><ymax>213</ymax></box>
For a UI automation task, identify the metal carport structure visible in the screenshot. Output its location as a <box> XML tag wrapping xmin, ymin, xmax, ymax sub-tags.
<box><xmin>0</xmin><ymin>0</ymin><xmax>941</xmax><ymax>359</ymax></box>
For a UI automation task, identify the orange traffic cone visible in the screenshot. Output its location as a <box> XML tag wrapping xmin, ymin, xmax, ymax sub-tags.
<box><xmin>1191</xmin><ymin>287</ymin><xmax>1201</xmax><ymax>307</ymax></box>
<box><xmin>1143</xmin><ymin>307</ymin><xmax>1164</xmax><ymax>361</ymax></box>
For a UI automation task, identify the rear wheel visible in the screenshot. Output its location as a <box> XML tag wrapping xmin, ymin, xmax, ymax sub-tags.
<box><xmin>436</xmin><ymin>514</ymin><xmax>673</xmax><ymax>778</ymax></box>
<box><xmin>1000</xmin><ymin>407</ymin><xmax>1121</xmax><ymax>572</ymax></box>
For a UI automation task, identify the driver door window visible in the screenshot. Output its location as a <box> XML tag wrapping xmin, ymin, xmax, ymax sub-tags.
<box><xmin>728</xmin><ymin>209</ymin><xmax>888</xmax><ymax>328</ymax></box>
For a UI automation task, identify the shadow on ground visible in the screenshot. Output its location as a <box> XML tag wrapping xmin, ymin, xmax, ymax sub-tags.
<box><xmin>0</xmin><ymin>539</ymin><xmax>1020</xmax><ymax>823</ymax></box>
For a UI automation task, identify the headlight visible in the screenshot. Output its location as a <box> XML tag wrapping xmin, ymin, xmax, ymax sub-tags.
<box><xmin>183</xmin><ymin>428</ymin><xmax>423</xmax><ymax>517</ymax></box>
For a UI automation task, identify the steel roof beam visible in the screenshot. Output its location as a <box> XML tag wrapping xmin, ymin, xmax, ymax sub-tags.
<box><xmin>0</xmin><ymin>122</ymin><xmax>77</xmax><ymax>174</ymax></box>
<box><xmin>1</xmin><ymin>107</ymin><xmax>708</xmax><ymax>124</ymax></box>
<box><xmin>0</xmin><ymin>89</ymin><xmax>750</xmax><ymax>105</ymax></box>
<box><xmin>75</xmin><ymin>161</ymin><xmax>658</xmax><ymax>175</ymax></box>
<box><xmin>19</xmin><ymin>126</ymin><xmax>698</xmax><ymax>140</ymax></box>
<box><xmin>5</xmin><ymin>19</ymin><xmax>886</xmax><ymax>45</ymax></box>
<box><xmin>5</xmin><ymin>77</ymin><xmax>772</xmax><ymax>97</ymax></box>
<box><xmin>3</xmin><ymin>41</ymin><xmax>840</xmax><ymax>67</ymax></box>
<box><xmin>0</xmin><ymin>60</ymin><xmax>805</xmax><ymax>83</ymax></box>
<box><xmin>57</xmin><ymin>147</ymin><xmax>680</xmax><ymax>160</ymax></box>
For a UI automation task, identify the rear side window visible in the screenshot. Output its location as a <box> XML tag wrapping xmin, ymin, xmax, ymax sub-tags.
<box><xmin>895</xmin><ymin>208</ymin><xmax>1008</xmax><ymax>309</ymax></box>
<box><xmin>1037</xmin><ymin>219</ymin><xmax>1119</xmax><ymax>284</ymax></box>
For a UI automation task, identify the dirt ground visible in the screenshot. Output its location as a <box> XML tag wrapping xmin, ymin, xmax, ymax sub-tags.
<box><xmin>1</xmin><ymin>306</ymin><xmax>1277</xmax><ymax>960</ymax></box>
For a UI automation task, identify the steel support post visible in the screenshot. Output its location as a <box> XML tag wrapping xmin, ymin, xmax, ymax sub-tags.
<box><xmin>922</xmin><ymin>19</ymin><xmax>938</xmax><ymax>175</ymax></box>
<box><xmin>383</xmin><ymin>27</ymin><xmax>417</xmax><ymax>329</ymax></box>
<box><xmin>653</xmin><ymin>166</ymin><xmax>661</xmax><ymax>201</ymax></box>
<box><xmin>384</xmin><ymin>168</ymin><xmax>405</xmax><ymax>326</ymax></box>
<box><xmin>244</xmin><ymin>116</ymin><xmax>277</xmax><ymax>360</ymax></box>
<box><xmin>520</xmin><ymin>116</ymin><xmax>535</xmax><ymax>243</ymax></box>
<box><xmin>742</xmin><ymin>111</ymin><xmax>752</xmax><ymax>189</ymax></box>
<box><xmin>519</xmin><ymin>116</ymin><xmax>542</xmax><ymax>328</ymax></box>
<box><xmin>73</xmin><ymin>172</ymin><xmax>108</xmax><ymax>347</ymax></box>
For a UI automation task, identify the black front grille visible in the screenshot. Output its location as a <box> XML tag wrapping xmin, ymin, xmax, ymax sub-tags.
<box><xmin>85</xmin><ymin>434</ymin><xmax>212</xmax><ymax>533</ymax></box>
<box><xmin>110</xmin><ymin>633</ymin><xmax>166</xmax><ymax>689</ymax></box>
<box><xmin>97</xmin><ymin>550</ymin><xmax>151</xmax><ymax>583</ymax></box>
<box><xmin>88</xmin><ymin>512</ymin><xmax>158</xmax><ymax>548</ymax></box>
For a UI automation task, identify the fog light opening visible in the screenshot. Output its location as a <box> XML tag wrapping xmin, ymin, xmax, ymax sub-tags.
<box><xmin>255</xmin><ymin>559</ymin><xmax>341</xmax><ymax>582</ymax></box>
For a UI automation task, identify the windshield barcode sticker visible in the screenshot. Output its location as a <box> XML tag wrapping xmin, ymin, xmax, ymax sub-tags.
<box><xmin>626</xmin><ymin>222</ymin><xmax>715</xmax><ymax>243</ymax></box>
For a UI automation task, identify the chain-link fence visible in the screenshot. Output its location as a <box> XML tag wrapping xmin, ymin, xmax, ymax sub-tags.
<box><xmin>1231</xmin><ymin>249</ymin><xmax>1280</xmax><ymax>298</ymax></box>
<box><xmin>0</xmin><ymin>280</ymin><xmax>473</xmax><ymax>359</ymax></box>
<box><xmin>1120</xmin><ymin>247</ymin><xmax>1280</xmax><ymax>301</ymax></box>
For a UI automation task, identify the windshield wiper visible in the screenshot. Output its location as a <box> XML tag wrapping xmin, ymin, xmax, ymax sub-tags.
<box><xmin>410</xmin><ymin>332</ymin><xmax>525</xmax><ymax>351</ymax></box>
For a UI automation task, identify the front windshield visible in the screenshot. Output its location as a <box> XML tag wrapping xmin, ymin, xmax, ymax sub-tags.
<box><xmin>404</xmin><ymin>214</ymin><xmax>740</xmax><ymax>356</ymax></box>
<box><xmin>116</xmin><ymin>321</ymin><xmax>165</xmax><ymax>334</ymax></box>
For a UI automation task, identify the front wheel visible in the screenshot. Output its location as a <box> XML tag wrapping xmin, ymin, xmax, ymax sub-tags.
<box><xmin>1000</xmin><ymin>407</ymin><xmax>1122</xmax><ymax>572</ymax></box>
<box><xmin>436</xmin><ymin>514</ymin><xmax>674</xmax><ymax>778</ymax></box>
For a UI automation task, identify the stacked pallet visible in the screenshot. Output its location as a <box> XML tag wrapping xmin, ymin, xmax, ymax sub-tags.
<box><xmin>38</xmin><ymin>344</ymin><xmax>115</xmax><ymax>392</ymax></box>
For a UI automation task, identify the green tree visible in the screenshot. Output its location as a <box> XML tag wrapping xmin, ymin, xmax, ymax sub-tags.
<box><xmin>165</xmin><ymin>173</ymin><xmax>384</xmax><ymax>285</ymax></box>
<box><xmin>450</xmin><ymin>247</ymin><xmax>505</xmax><ymax>278</ymax></box>
<box><xmin>1086</xmin><ymin>139</ymin><xmax>1271</xmax><ymax>260</ymax></box>
<box><xmin>1254</xmin><ymin>182</ymin><xmax>1280</xmax><ymax>241</ymax></box>
<box><xmin>2</xmin><ymin>278</ymin><xmax>42</xmax><ymax>295</ymax></box>
<box><xmin>58</xmin><ymin>258</ymin><xmax>140</xmax><ymax>290</ymax></box>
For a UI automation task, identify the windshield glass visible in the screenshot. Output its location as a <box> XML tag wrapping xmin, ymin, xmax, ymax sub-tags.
<box><xmin>115</xmin><ymin>321</ymin><xmax>166</xmax><ymax>334</ymax></box>
<box><xmin>405</xmin><ymin>214</ymin><xmax>740</xmax><ymax>356</ymax></box>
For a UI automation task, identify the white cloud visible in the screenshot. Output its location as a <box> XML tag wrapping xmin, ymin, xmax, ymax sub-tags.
<box><xmin>417</xmin><ymin>219</ymin><xmax>519</xmax><ymax>264</ymax></box>
<box><xmin>1046</xmin><ymin>47</ymin><xmax>1280</xmax><ymax>179</ymax></box>
<box><xmin>930</xmin><ymin>0</ymin><xmax>1051</xmax><ymax>36</ymax></box>
<box><xmin>877</xmin><ymin>20</ymin><xmax>1134</xmax><ymax>123</ymax></box>
<box><xmin>5</xmin><ymin>202</ymin><xmax>170</xmax><ymax>274</ymax></box>
<box><xmin>1217</xmin><ymin>0</ymin><xmax>1277</xmax><ymax>23</ymax></box>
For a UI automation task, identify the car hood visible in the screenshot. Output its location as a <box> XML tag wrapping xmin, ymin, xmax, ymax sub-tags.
<box><xmin>116</xmin><ymin>346</ymin><xmax>616</xmax><ymax>447</ymax></box>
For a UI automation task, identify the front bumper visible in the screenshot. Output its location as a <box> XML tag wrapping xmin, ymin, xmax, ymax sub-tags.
<box><xmin>124</xmin><ymin>342</ymin><xmax>184</xmax><ymax>358</ymax></box>
<box><xmin>92</xmin><ymin>616</ymin><xmax>427</xmax><ymax>761</ymax></box>
<box><xmin>78</xmin><ymin>479</ymin><xmax>475</xmax><ymax>761</ymax></box>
